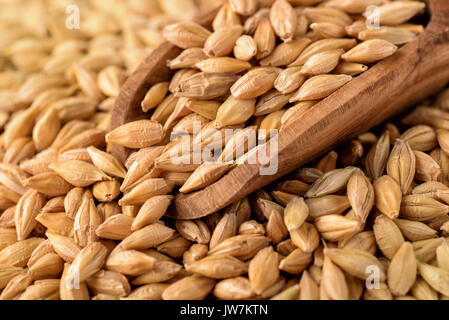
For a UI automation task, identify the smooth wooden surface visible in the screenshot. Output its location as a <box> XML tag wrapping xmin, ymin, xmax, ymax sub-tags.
<box><xmin>112</xmin><ymin>0</ymin><xmax>449</xmax><ymax>219</ymax></box>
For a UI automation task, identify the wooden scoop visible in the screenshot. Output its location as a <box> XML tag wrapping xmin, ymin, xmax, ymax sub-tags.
<box><xmin>111</xmin><ymin>0</ymin><xmax>449</xmax><ymax>219</ymax></box>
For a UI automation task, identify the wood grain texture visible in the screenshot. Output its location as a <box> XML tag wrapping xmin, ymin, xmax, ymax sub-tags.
<box><xmin>111</xmin><ymin>0</ymin><xmax>449</xmax><ymax>219</ymax></box>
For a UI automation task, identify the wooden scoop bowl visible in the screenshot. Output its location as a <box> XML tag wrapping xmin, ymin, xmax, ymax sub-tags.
<box><xmin>111</xmin><ymin>0</ymin><xmax>449</xmax><ymax>219</ymax></box>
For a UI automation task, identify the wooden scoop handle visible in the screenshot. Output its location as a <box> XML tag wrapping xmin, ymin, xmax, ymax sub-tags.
<box><xmin>173</xmin><ymin>0</ymin><xmax>449</xmax><ymax>219</ymax></box>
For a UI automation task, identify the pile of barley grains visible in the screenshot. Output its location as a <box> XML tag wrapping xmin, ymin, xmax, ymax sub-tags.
<box><xmin>3</xmin><ymin>0</ymin><xmax>449</xmax><ymax>301</ymax></box>
<box><xmin>108</xmin><ymin>0</ymin><xmax>426</xmax><ymax>193</ymax></box>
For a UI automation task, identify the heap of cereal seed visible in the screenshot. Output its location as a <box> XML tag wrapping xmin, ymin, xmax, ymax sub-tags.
<box><xmin>108</xmin><ymin>0</ymin><xmax>426</xmax><ymax>194</ymax></box>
